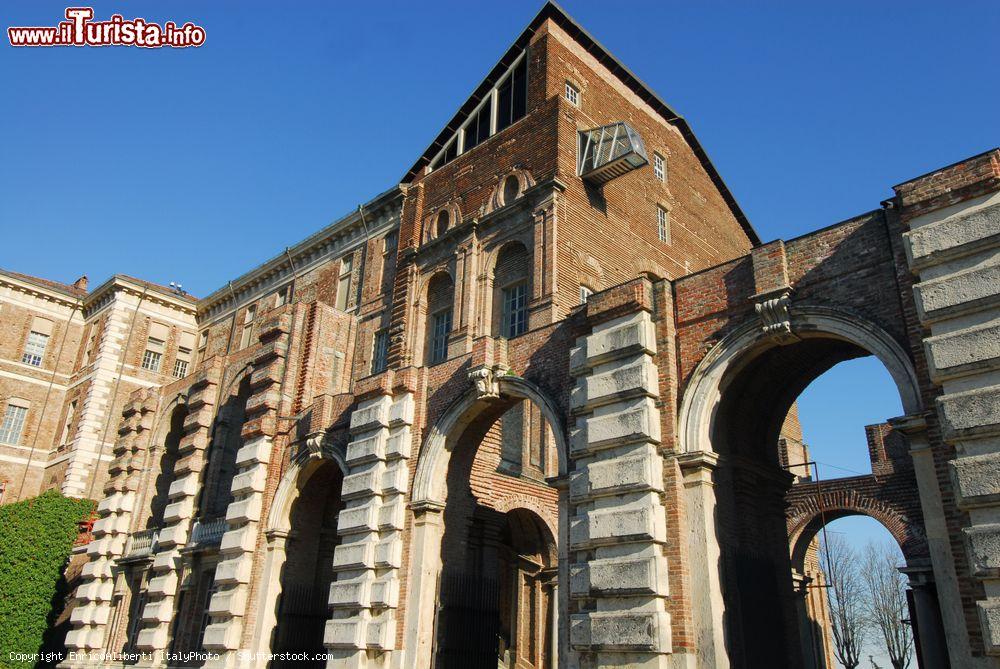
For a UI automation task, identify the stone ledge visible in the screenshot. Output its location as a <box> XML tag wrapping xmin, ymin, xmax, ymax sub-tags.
<box><xmin>913</xmin><ymin>257</ymin><xmax>1000</xmax><ymax>323</ymax></box>
<box><xmin>925</xmin><ymin>319</ymin><xmax>1000</xmax><ymax>381</ymax></box>
<box><xmin>569</xmin><ymin>610</ymin><xmax>671</xmax><ymax>652</ymax></box>
<box><xmin>904</xmin><ymin>201</ymin><xmax>1000</xmax><ymax>270</ymax></box>
<box><xmin>570</xmin><ymin>554</ymin><xmax>669</xmax><ymax>598</ymax></box>
<box><xmin>938</xmin><ymin>385</ymin><xmax>1000</xmax><ymax>440</ymax></box>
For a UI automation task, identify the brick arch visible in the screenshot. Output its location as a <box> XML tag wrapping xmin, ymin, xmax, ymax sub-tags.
<box><xmin>786</xmin><ymin>484</ymin><xmax>928</xmax><ymax>570</ymax></box>
<box><xmin>421</xmin><ymin>200</ymin><xmax>462</xmax><ymax>244</ymax></box>
<box><xmin>483</xmin><ymin>167</ymin><xmax>536</xmax><ymax>215</ymax></box>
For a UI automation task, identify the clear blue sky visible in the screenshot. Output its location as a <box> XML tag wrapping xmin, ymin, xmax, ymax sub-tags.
<box><xmin>2</xmin><ymin>1</ymin><xmax>997</xmax><ymax>295</ymax></box>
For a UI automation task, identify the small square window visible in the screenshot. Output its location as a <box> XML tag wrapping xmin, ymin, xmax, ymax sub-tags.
<box><xmin>653</xmin><ymin>153</ymin><xmax>665</xmax><ymax>182</ymax></box>
<box><xmin>657</xmin><ymin>205</ymin><xmax>670</xmax><ymax>244</ymax></box>
<box><xmin>565</xmin><ymin>82</ymin><xmax>580</xmax><ymax>107</ymax></box>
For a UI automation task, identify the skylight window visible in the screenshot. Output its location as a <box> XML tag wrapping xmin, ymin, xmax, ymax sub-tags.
<box><xmin>578</xmin><ymin>121</ymin><xmax>649</xmax><ymax>185</ymax></box>
<box><xmin>429</xmin><ymin>52</ymin><xmax>528</xmax><ymax>171</ymax></box>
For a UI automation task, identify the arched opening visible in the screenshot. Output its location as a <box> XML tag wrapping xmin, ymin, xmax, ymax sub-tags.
<box><xmin>147</xmin><ymin>405</ymin><xmax>186</xmax><ymax>529</ymax></box>
<box><xmin>423</xmin><ymin>272</ymin><xmax>454</xmax><ymax>366</ymax></box>
<box><xmin>790</xmin><ymin>516</ymin><xmax>917</xmax><ymax>669</ymax></box>
<box><xmin>269</xmin><ymin>458</ymin><xmax>345</xmax><ymax>667</ymax></box>
<box><xmin>200</xmin><ymin>375</ymin><xmax>252</xmax><ymax>520</ymax></box>
<box><xmin>434</xmin><ymin>397</ymin><xmax>559</xmax><ymax>669</ymax></box>
<box><xmin>492</xmin><ymin>242</ymin><xmax>530</xmax><ymax>339</ymax></box>
<box><xmin>679</xmin><ymin>311</ymin><xmax>935</xmax><ymax>669</ymax></box>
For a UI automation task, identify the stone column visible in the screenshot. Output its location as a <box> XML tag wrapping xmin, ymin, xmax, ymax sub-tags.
<box><xmin>400</xmin><ymin>502</ymin><xmax>444</xmax><ymax>669</ymax></box>
<box><xmin>902</xmin><ymin>563</ymin><xmax>951</xmax><ymax>669</ymax></box>
<box><xmin>568</xmin><ymin>310</ymin><xmax>672</xmax><ymax>667</ymax></box>
<box><xmin>677</xmin><ymin>450</ymin><xmax>727</xmax><ymax>669</ymax></box>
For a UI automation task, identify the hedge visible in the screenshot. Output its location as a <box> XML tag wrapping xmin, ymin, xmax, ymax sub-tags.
<box><xmin>0</xmin><ymin>490</ymin><xmax>95</xmax><ymax>669</ymax></box>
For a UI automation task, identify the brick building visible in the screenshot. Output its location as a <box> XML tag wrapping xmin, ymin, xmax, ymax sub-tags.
<box><xmin>2</xmin><ymin>3</ymin><xmax>996</xmax><ymax>668</ymax></box>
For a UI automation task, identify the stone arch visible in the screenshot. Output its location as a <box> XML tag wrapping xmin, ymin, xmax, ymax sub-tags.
<box><xmin>403</xmin><ymin>374</ymin><xmax>570</xmax><ymax>669</ymax></box>
<box><xmin>199</xmin><ymin>365</ymin><xmax>254</xmax><ymax>519</ymax></box>
<box><xmin>144</xmin><ymin>398</ymin><xmax>189</xmax><ymax>530</ymax></box>
<box><xmin>676</xmin><ymin>306</ymin><xmax>925</xmax><ymax>668</ymax></box>
<box><xmin>679</xmin><ymin>306</ymin><xmax>922</xmax><ymax>457</ymax></box>
<box><xmin>484</xmin><ymin>167</ymin><xmax>536</xmax><ymax>215</ymax></box>
<box><xmin>248</xmin><ymin>449</ymin><xmax>348</xmax><ymax>659</ymax></box>
<box><xmin>411</xmin><ymin>375</ymin><xmax>568</xmax><ymax>507</ymax></box>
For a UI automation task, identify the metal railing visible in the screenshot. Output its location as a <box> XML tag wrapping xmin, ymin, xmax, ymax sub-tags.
<box><xmin>190</xmin><ymin>517</ymin><xmax>227</xmax><ymax>546</ymax></box>
<box><xmin>123</xmin><ymin>528</ymin><xmax>159</xmax><ymax>558</ymax></box>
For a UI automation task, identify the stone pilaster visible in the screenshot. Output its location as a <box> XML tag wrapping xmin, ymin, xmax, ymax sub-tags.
<box><xmin>901</xmin><ymin>179</ymin><xmax>1000</xmax><ymax>660</ymax></box>
<box><xmin>203</xmin><ymin>310</ymin><xmax>291</xmax><ymax>666</ymax></box>
<box><xmin>65</xmin><ymin>391</ymin><xmax>157</xmax><ymax>655</ymax></box>
<box><xmin>325</xmin><ymin>391</ymin><xmax>413</xmax><ymax>668</ymax></box>
<box><xmin>568</xmin><ymin>310</ymin><xmax>672</xmax><ymax>666</ymax></box>
<box><xmin>136</xmin><ymin>366</ymin><xmax>219</xmax><ymax>653</ymax></box>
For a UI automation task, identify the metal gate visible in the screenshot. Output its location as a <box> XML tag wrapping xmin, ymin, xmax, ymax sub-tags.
<box><xmin>272</xmin><ymin>584</ymin><xmax>328</xmax><ymax>668</ymax></box>
<box><xmin>434</xmin><ymin>572</ymin><xmax>502</xmax><ymax>669</ymax></box>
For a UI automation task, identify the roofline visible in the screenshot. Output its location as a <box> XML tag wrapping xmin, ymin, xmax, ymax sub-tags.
<box><xmin>0</xmin><ymin>270</ymin><xmax>83</xmax><ymax>307</ymax></box>
<box><xmin>892</xmin><ymin>146</ymin><xmax>1000</xmax><ymax>189</ymax></box>
<box><xmin>196</xmin><ymin>185</ymin><xmax>403</xmax><ymax>319</ymax></box>
<box><xmin>402</xmin><ymin>1</ymin><xmax>760</xmax><ymax>246</ymax></box>
<box><xmin>85</xmin><ymin>275</ymin><xmax>198</xmax><ymax>315</ymax></box>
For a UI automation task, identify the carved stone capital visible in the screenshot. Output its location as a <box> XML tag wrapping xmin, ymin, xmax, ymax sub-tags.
<box><xmin>304</xmin><ymin>431</ymin><xmax>328</xmax><ymax>460</ymax></box>
<box><xmin>468</xmin><ymin>363</ymin><xmax>509</xmax><ymax>399</ymax></box>
<box><xmin>754</xmin><ymin>288</ymin><xmax>798</xmax><ymax>344</ymax></box>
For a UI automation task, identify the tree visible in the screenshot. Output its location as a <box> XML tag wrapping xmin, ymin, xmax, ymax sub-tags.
<box><xmin>861</xmin><ymin>542</ymin><xmax>914</xmax><ymax>669</ymax></box>
<box><xmin>820</xmin><ymin>533</ymin><xmax>866</xmax><ymax>669</ymax></box>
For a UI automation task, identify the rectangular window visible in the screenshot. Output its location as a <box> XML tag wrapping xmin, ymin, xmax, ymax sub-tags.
<box><xmin>195</xmin><ymin>568</ymin><xmax>218</xmax><ymax>652</ymax></box>
<box><xmin>22</xmin><ymin>330</ymin><xmax>49</xmax><ymax>366</ymax></box>
<box><xmin>653</xmin><ymin>152</ymin><xmax>665</xmax><ymax>182</ymax></box>
<box><xmin>141</xmin><ymin>346</ymin><xmax>162</xmax><ymax>372</ymax></box>
<box><xmin>565</xmin><ymin>81</ymin><xmax>580</xmax><ymax>107</ymax></box>
<box><xmin>173</xmin><ymin>357</ymin><xmax>189</xmax><ymax>379</ymax></box>
<box><xmin>430</xmin><ymin>309</ymin><xmax>453</xmax><ymax>364</ymax></box>
<box><xmin>275</xmin><ymin>284</ymin><xmax>291</xmax><ymax>307</ymax></box>
<box><xmin>657</xmin><ymin>205</ymin><xmax>670</xmax><ymax>243</ymax></box>
<box><xmin>0</xmin><ymin>403</ymin><xmax>28</xmax><ymax>445</ymax></box>
<box><xmin>579</xmin><ymin>285</ymin><xmax>593</xmax><ymax>305</ymax></box>
<box><xmin>336</xmin><ymin>255</ymin><xmax>354</xmax><ymax>311</ymax></box>
<box><xmin>502</xmin><ymin>282</ymin><xmax>529</xmax><ymax>338</ymax></box>
<box><xmin>371</xmin><ymin>330</ymin><xmax>389</xmax><ymax>374</ymax></box>
<box><xmin>239</xmin><ymin>305</ymin><xmax>257</xmax><ymax>349</ymax></box>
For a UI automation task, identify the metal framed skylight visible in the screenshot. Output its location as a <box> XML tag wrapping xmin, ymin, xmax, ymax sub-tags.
<box><xmin>578</xmin><ymin>122</ymin><xmax>649</xmax><ymax>185</ymax></box>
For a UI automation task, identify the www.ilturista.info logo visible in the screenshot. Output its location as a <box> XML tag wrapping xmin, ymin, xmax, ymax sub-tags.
<box><xmin>8</xmin><ymin>8</ymin><xmax>205</xmax><ymax>48</ymax></box>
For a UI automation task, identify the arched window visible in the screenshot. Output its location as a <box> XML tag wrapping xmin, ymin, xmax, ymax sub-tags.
<box><xmin>502</xmin><ymin>175</ymin><xmax>520</xmax><ymax>205</ymax></box>
<box><xmin>424</xmin><ymin>273</ymin><xmax>454</xmax><ymax>366</ymax></box>
<box><xmin>436</xmin><ymin>210</ymin><xmax>450</xmax><ymax>239</ymax></box>
<box><xmin>493</xmin><ymin>243</ymin><xmax>530</xmax><ymax>338</ymax></box>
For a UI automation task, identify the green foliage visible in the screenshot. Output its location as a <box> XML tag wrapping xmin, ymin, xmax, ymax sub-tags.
<box><xmin>0</xmin><ymin>491</ymin><xmax>95</xmax><ymax>669</ymax></box>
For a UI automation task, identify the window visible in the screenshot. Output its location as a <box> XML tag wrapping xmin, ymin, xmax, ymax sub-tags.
<box><xmin>239</xmin><ymin>305</ymin><xmax>257</xmax><ymax>349</ymax></box>
<box><xmin>653</xmin><ymin>152</ymin><xmax>665</xmax><ymax>182</ymax></box>
<box><xmin>141</xmin><ymin>344</ymin><xmax>163</xmax><ymax>372</ymax></box>
<box><xmin>61</xmin><ymin>400</ymin><xmax>77</xmax><ymax>445</ymax></box>
<box><xmin>436</xmin><ymin>210</ymin><xmax>450</xmax><ymax>239</ymax></box>
<box><xmin>430</xmin><ymin>52</ymin><xmax>528</xmax><ymax>170</ymax></box>
<box><xmin>173</xmin><ymin>356</ymin><xmax>189</xmax><ymax>379</ymax></box>
<box><xmin>657</xmin><ymin>205</ymin><xmax>670</xmax><ymax>243</ymax></box>
<box><xmin>0</xmin><ymin>402</ymin><xmax>28</xmax><ymax>445</ymax></box>
<box><xmin>336</xmin><ymin>255</ymin><xmax>354</xmax><ymax>311</ymax></box>
<box><xmin>565</xmin><ymin>81</ymin><xmax>580</xmax><ymax>107</ymax></box>
<box><xmin>275</xmin><ymin>284</ymin><xmax>291</xmax><ymax>307</ymax></box>
<box><xmin>430</xmin><ymin>309</ymin><xmax>453</xmax><ymax>364</ymax></box>
<box><xmin>174</xmin><ymin>332</ymin><xmax>195</xmax><ymax>378</ymax></box>
<box><xmin>579</xmin><ymin>285</ymin><xmax>593</xmax><ymax>305</ymax></box>
<box><xmin>502</xmin><ymin>282</ymin><xmax>529</xmax><ymax>338</ymax></box>
<box><xmin>197</xmin><ymin>329</ymin><xmax>209</xmax><ymax>364</ymax></box>
<box><xmin>22</xmin><ymin>330</ymin><xmax>49</xmax><ymax>366</ymax></box>
<box><xmin>22</xmin><ymin>317</ymin><xmax>53</xmax><ymax>366</ymax></box>
<box><xmin>503</xmin><ymin>175</ymin><xmax>520</xmax><ymax>205</ymax></box>
<box><xmin>371</xmin><ymin>330</ymin><xmax>389</xmax><ymax>374</ymax></box>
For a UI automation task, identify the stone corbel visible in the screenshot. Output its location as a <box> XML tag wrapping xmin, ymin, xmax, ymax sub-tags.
<box><xmin>753</xmin><ymin>288</ymin><xmax>798</xmax><ymax>344</ymax></box>
<box><xmin>303</xmin><ymin>431</ymin><xmax>329</xmax><ymax>460</ymax></box>
<box><xmin>468</xmin><ymin>363</ymin><xmax>509</xmax><ymax>400</ymax></box>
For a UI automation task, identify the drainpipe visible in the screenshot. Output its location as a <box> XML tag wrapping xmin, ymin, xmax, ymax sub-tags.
<box><xmin>224</xmin><ymin>281</ymin><xmax>239</xmax><ymax>356</ymax></box>
<box><xmin>356</xmin><ymin>204</ymin><xmax>370</xmax><ymax>312</ymax></box>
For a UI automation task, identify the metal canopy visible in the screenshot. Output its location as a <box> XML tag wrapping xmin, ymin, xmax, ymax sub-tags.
<box><xmin>578</xmin><ymin>121</ymin><xmax>649</xmax><ymax>185</ymax></box>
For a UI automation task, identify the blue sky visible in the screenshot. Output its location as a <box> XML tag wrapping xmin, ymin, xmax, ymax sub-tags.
<box><xmin>3</xmin><ymin>3</ymin><xmax>978</xmax><ymax>662</ymax></box>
